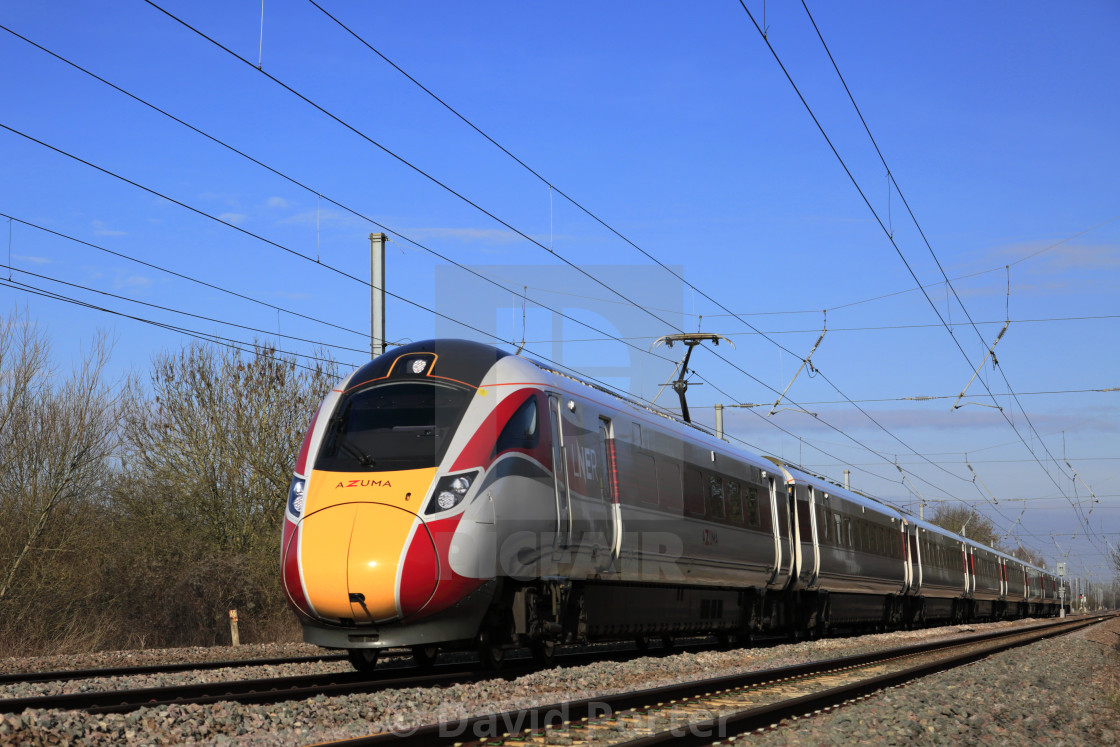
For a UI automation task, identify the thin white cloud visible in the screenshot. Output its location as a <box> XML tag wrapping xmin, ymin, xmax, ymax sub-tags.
<box><xmin>12</xmin><ymin>254</ymin><xmax>51</xmax><ymax>264</ymax></box>
<box><xmin>115</xmin><ymin>274</ymin><xmax>152</xmax><ymax>290</ymax></box>
<box><xmin>280</xmin><ymin>209</ymin><xmax>363</xmax><ymax>229</ymax></box>
<box><xmin>92</xmin><ymin>220</ymin><xmax>127</xmax><ymax>237</ymax></box>
<box><xmin>266</xmin><ymin>196</ymin><xmax>290</xmax><ymax>209</ymax></box>
<box><xmin>963</xmin><ymin>240</ymin><xmax>1120</xmax><ymax>276</ymax></box>
<box><xmin>1033</xmin><ymin>242</ymin><xmax>1120</xmax><ymax>271</ymax></box>
<box><xmin>219</xmin><ymin>212</ymin><xmax>248</xmax><ymax>225</ymax></box>
<box><xmin>200</xmin><ymin>192</ymin><xmax>243</xmax><ymax>209</ymax></box>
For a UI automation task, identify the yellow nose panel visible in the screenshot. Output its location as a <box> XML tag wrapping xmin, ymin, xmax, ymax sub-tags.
<box><xmin>347</xmin><ymin>503</ymin><xmax>417</xmax><ymax>621</ymax></box>
<box><xmin>300</xmin><ymin>503</ymin><xmax>359</xmax><ymax>620</ymax></box>
<box><xmin>298</xmin><ymin>468</ymin><xmax>439</xmax><ymax>623</ymax></box>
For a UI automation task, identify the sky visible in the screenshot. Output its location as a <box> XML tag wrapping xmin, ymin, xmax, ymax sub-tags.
<box><xmin>1</xmin><ymin>1</ymin><xmax>1118</xmax><ymax>587</ymax></box>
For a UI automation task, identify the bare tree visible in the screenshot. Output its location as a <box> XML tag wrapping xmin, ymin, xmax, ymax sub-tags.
<box><xmin>109</xmin><ymin>341</ymin><xmax>335</xmax><ymax>645</ymax></box>
<box><xmin>0</xmin><ymin>310</ymin><xmax>118</xmax><ymax>606</ymax></box>
<box><xmin>120</xmin><ymin>342</ymin><xmax>335</xmax><ymax>555</ymax></box>
<box><xmin>1009</xmin><ymin>543</ymin><xmax>1046</xmax><ymax>569</ymax></box>
<box><xmin>928</xmin><ymin>503</ymin><xmax>1001</xmax><ymax>550</ymax></box>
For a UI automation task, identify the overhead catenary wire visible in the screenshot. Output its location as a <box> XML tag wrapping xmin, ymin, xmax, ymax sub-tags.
<box><xmin>697</xmin><ymin>215</ymin><xmax>1120</xmax><ymax>319</ymax></box>
<box><xmin>0</xmin><ymin>248</ymin><xmax>943</xmax><ymax>518</ymax></box>
<box><xmin>795</xmin><ymin>0</ymin><xmax>1101</xmax><ymax>548</ymax></box>
<box><xmin>0</xmin><ymin>211</ymin><xmax>370</xmax><ymax>341</ymax></box>
<box><xmin>0</xmin><ymin>262</ymin><xmax>374</xmax><ymax>358</ymax></box>
<box><xmin>6</xmin><ymin>10</ymin><xmax>1093</xmax><ymax>566</ymax></box>
<box><xmin>0</xmin><ymin>121</ymin><xmax>945</xmax><ymax>516</ymax></box>
<box><xmin>735</xmin><ymin>0</ymin><xmax>1098</xmax><ymax>554</ymax></box>
<box><xmin>0</xmin><ymin>25</ymin><xmax>721</xmax><ymax>403</ymax></box>
<box><xmin>0</xmin><ymin>275</ymin><xmax>352</xmax><ymax>374</ymax></box>
<box><xmin>285</xmin><ymin>2</ymin><xmax>981</xmax><ymax>497</ymax></box>
<box><xmin>0</xmin><ymin>120</ymin><xmax>709</xmax><ymax>393</ymax></box>
<box><xmin>0</xmin><ymin>28</ymin><xmax>970</xmax><ymax>515</ymax></box>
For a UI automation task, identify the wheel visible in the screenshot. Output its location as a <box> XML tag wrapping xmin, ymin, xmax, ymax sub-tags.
<box><xmin>347</xmin><ymin>648</ymin><xmax>379</xmax><ymax>673</ymax></box>
<box><xmin>412</xmin><ymin>645</ymin><xmax>439</xmax><ymax>670</ymax></box>
<box><xmin>531</xmin><ymin>639</ymin><xmax>556</xmax><ymax>667</ymax></box>
<box><xmin>477</xmin><ymin>631</ymin><xmax>505</xmax><ymax>671</ymax></box>
<box><xmin>661</xmin><ymin>635</ymin><xmax>674</xmax><ymax>650</ymax></box>
<box><xmin>634</xmin><ymin>636</ymin><xmax>651</xmax><ymax>653</ymax></box>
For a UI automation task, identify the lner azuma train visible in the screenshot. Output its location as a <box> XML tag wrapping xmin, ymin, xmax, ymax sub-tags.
<box><xmin>280</xmin><ymin>339</ymin><xmax>1066</xmax><ymax>670</ymax></box>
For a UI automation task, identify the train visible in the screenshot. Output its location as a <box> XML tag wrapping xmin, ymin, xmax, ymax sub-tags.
<box><xmin>280</xmin><ymin>339</ymin><xmax>1066</xmax><ymax>671</ymax></box>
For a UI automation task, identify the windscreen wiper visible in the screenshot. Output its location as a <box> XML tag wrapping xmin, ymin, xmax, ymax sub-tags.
<box><xmin>339</xmin><ymin>440</ymin><xmax>377</xmax><ymax>469</ymax></box>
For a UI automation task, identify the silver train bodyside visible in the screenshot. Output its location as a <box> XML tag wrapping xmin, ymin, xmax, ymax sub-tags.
<box><xmin>282</xmin><ymin>340</ymin><xmax>1066</xmax><ymax>665</ymax></box>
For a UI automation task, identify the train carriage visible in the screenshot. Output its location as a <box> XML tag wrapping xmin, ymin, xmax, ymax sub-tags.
<box><xmin>281</xmin><ymin>340</ymin><xmax>1068</xmax><ymax>671</ymax></box>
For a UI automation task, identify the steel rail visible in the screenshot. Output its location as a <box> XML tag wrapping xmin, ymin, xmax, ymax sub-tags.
<box><xmin>312</xmin><ymin>615</ymin><xmax>1111</xmax><ymax>747</ymax></box>
<box><xmin>0</xmin><ymin>662</ymin><xmax>480</xmax><ymax>715</ymax></box>
<box><xmin>0</xmin><ymin>653</ymin><xmax>347</xmax><ymax>686</ymax></box>
<box><xmin>616</xmin><ymin>616</ymin><xmax>1109</xmax><ymax>746</ymax></box>
<box><xmin>0</xmin><ymin>638</ymin><xmax>712</xmax><ymax>715</ymax></box>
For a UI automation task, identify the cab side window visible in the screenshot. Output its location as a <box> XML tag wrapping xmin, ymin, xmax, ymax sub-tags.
<box><xmin>494</xmin><ymin>396</ymin><xmax>538</xmax><ymax>453</ymax></box>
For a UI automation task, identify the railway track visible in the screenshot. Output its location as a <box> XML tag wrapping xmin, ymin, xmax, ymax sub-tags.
<box><xmin>0</xmin><ymin>652</ymin><xmax>347</xmax><ymax>686</ymax></box>
<box><xmin>314</xmin><ymin>615</ymin><xmax>1111</xmax><ymax>747</ymax></box>
<box><xmin>0</xmin><ymin>638</ymin><xmax>712</xmax><ymax>715</ymax></box>
<box><xmin>0</xmin><ymin>660</ymin><xmax>487</xmax><ymax>715</ymax></box>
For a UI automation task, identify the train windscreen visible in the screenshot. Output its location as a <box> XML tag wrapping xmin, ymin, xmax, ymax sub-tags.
<box><xmin>314</xmin><ymin>381</ymin><xmax>474</xmax><ymax>472</ymax></box>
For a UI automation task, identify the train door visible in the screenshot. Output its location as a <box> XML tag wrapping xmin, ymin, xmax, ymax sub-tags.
<box><xmin>598</xmin><ymin>417</ymin><xmax>622</xmax><ymax>571</ymax></box>
<box><xmin>765</xmin><ymin>473</ymin><xmax>794</xmax><ymax>588</ymax></box>
<box><xmin>908</xmin><ymin>527</ymin><xmax>921</xmax><ymax>594</ymax></box>
<box><xmin>797</xmin><ymin>484</ymin><xmax>820</xmax><ymax>589</ymax></box>
<box><xmin>963</xmin><ymin>545</ymin><xmax>973</xmax><ymax>596</ymax></box>
<box><xmin>547</xmin><ymin>394</ymin><xmax>571</xmax><ymax>555</ymax></box>
<box><xmin>900</xmin><ymin>521</ymin><xmax>912</xmax><ymax>594</ymax></box>
<box><xmin>786</xmin><ymin>482</ymin><xmax>803</xmax><ymax>590</ymax></box>
<box><xmin>554</xmin><ymin>398</ymin><xmax>613</xmax><ymax>573</ymax></box>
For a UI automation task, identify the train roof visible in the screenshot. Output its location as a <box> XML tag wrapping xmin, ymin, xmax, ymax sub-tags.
<box><xmin>775</xmin><ymin>462</ymin><xmax>905</xmax><ymax>522</ymax></box>
<box><xmin>361</xmin><ymin>340</ymin><xmax>1052</xmax><ymax>577</ymax></box>
<box><xmin>347</xmin><ymin>339</ymin><xmax>510</xmax><ymax>391</ymax></box>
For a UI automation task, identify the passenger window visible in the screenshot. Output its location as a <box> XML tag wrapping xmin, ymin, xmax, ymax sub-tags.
<box><xmin>843</xmin><ymin>518</ymin><xmax>852</xmax><ymax>547</ymax></box>
<box><xmin>727</xmin><ymin>480</ymin><xmax>743</xmax><ymax>523</ymax></box>
<box><xmin>746</xmin><ymin>486</ymin><xmax>761</xmax><ymax>527</ymax></box>
<box><xmin>494</xmin><ymin>395</ymin><xmax>538</xmax><ymax>453</ymax></box>
<box><xmin>708</xmin><ymin>475</ymin><xmax>725</xmax><ymax>519</ymax></box>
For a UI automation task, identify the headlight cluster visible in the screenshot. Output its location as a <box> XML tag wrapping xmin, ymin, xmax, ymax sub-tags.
<box><xmin>288</xmin><ymin>476</ymin><xmax>307</xmax><ymax>517</ymax></box>
<box><xmin>426</xmin><ymin>471</ymin><xmax>478</xmax><ymax>515</ymax></box>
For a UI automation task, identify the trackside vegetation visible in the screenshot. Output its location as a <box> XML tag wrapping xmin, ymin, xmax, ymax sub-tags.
<box><xmin>0</xmin><ymin>309</ymin><xmax>335</xmax><ymax>655</ymax></box>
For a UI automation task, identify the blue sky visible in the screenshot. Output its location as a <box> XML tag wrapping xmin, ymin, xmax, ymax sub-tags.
<box><xmin>2</xmin><ymin>1</ymin><xmax>1117</xmax><ymax>585</ymax></box>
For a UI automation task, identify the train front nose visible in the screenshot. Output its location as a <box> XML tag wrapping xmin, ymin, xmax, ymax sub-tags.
<box><xmin>300</xmin><ymin>503</ymin><xmax>438</xmax><ymax>622</ymax></box>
